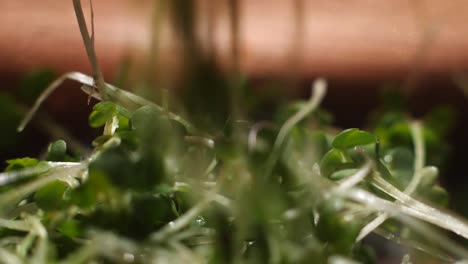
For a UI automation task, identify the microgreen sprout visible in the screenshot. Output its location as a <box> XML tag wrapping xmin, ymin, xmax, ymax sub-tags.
<box><xmin>2</xmin><ymin>1</ymin><xmax>468</xmax><ymax>263</ymax></box>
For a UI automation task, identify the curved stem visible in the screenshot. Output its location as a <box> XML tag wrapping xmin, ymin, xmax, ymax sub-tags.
<box><xmin>346</xmin><ymin>187</ymin><xmax>468</xmax><ymax>260</ymax></box>
<box><xmin>357</xmin><ymin>120</ymin><xmax>425</xmax><ymax>241</ymax></box>
<box><xmin>151</xmin><ymin>197</ymin><xmax>212</xmax><ymax>242</ymax></box>
<box><xmin>371</xmin><ymin>173</ymin><xmax>468</xmax><ymax>240</ymax></box>
<box><xmin>373</xmin><ymin>228</ymin><xmax>454</xmax><ymax>262</ymax></box>
<box><xmin>0</xmin><ymin>247</ymin><xmax>22</xmax><ymax>264</ymax></box>
<box><xmin>264</xmin><ymin>78</ymin><xmax>327</xmax><ymax>177</ymax></box>
<box><xmin>0</xmin><ymin>164</ymin><xmax>85</xmax><ymax>216</ymax></box>
<box><xmin>406</xmin><ymin>121</ymin><xmax>425</xmax><ymax>193</ymax></box>
<box><xmin>17</xmin><ymin>72</ymin><xmax>94</xmax><ymax>132</ymax></box>
<box><xmin>72</xmin><ymin>0</ymin><xmax>106</xmax><ymax>98</ymax></box>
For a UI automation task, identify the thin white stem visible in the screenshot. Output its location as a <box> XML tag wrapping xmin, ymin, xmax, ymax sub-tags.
<box><xmin>61</xmin><ymin>231</ymin><xmax>137</xmax><ymax>264</ymax></box>
<box><xmin>0</xmin><ymin>167</ymin><xmax>48</xmax><ymax>187</ymax></box>
<box><xmin>59</xmin><ymin>243</ymin><xmax>97</xmax><ymax>264</ymax></box>
<box><xmin>14</xmin><ymin>102</ymin><xmax>90</xmax><ymax>154</ymax></box>
<box><xmin>247</xmin><ymin>121</ymin><xmax>276</xmax><ymax>152</ymax></box>
<box><xmin>0</xmin><ymin>219</ymin><xmax>30</xmax><ymax>232</ymax></box>
<box><xmin>371</xmin><ymin>174</ymin><xmax>468</xmax><ymax>240</ymax></box>
<box><xmin>17</xmin><ymin>69</ymin><xmax>196</xmax><ymax>135</ymax></box>
<box><xmin>19</xmin><ymin>2</ymin><xmax>197</xmax><ymax>134</ymax></box>
<box><xmin>30</xmin><ymin>237</ymin><xmax>47</xmax><ymax>264</ymax></box>
<box><xmin>16</xmin><ymin>232</ymin><xmax>35</xmax><ymax>257</ymax></box>
<box><xmin>265</xmin><ymin>78</ymin><xmax>327</xmax><ymax>176</ymax></box>
<box><xmin>47</xmin><ymin>162</ymin><xmax>84</xmax><ymax>167</ymax></box>
<box><xmin>82</xmin><ymin>84</ymin><xmax>197</xmax><ymax>134</ymax></box>
<box><xmin>356</xmin><ymin>213</ymin><xmax>387</xmax><ymax>241</ymax></box>
<box><xmin>373</xmin><ymin>228</ymin><xmax>453</xmax><ymax>262</ymax></box>
<box><xmin>72</xmin><ymin>0</ymin><xmax>106</xmax><ymax>96</ymax></box>
<box><xmin>103</xmin><ymin>116</ymin><xmax>119</xmax><ymax>136</ymax></box>
<box><xmin>0</xmin><ymin>162</ymin><xmax>83</xmax><ymax>187</ymax></box>
<box><xmin>335</xmin><ymin>162</ymin><xmax>372</xmax><ymax>192</ymax></box>
<box><xmin>184</xmin><ymin>136</ymin><xmax>215</xmax><ymax>149</ymax></box>
<box><xmin>357</xmin><ymin>120</ymin><xmax>425</xmax><ymax>241</ymax></box>
<box><xmin>0</xmin><ymin>247</ymin><xmax>22</xmax><ymax>264</ymax></box>
<box><xmin>406</xmin><ymin>121</ymin><xmax>425</xmax><ymax>194</ymax></box>
<box><xmin>346</xmin><ymin>188</ymin><xmax>468</xmax><ymax>260</ymax></box>
<box><xmin>17</xmin><ymin>72</ymin><xmax>94</xmax><ymax>132</ymax></box>
<box><xmin>151</xmin><ymin>198</ymin><xmax>212</xmax><ymax>242</ymax></box>
<box><xmin>26</xmin><ymin>216</ymin><xmax>47</xmax><ymax>239</ymax></box>
<box><xmin>169</xmin><ymin>241</ymin><xmax>203</xmax><ymax>264</ymax></box>
<box><xmin>0</xmin><ymin>164</ymin><xmax>85</xmax><ymax>216</ymax></box>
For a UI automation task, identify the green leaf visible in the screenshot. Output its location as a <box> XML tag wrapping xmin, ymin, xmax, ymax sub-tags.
<box><xmin>131</xmin><ymin>105</ymin><xmax>174</xmax><ymax>153</ymax></box>
<box><xmin>131</xmin><ymin>105</ymin><xmax>163</xmax><ymax>131</ymax></box>
<box><xmin>57</xmin><ymin>219</ymin><xmax>82</xmax><ymax>238</ymax></box>
<box><xmin>91</xmin><ymin>135</ymin><xmax>113</xmax><ymax>147</ymax></box>
<box><xmin>88</xmin><ymin>102</ymin><xmax>117</xmax><ymax>128</ymax></box>
<box><xmin>320</xmin><ymin>149</ymin><xmax>355</xmax><ymax>179</ymax></box>
<box><xmin>114</xmin><ymin>104</ymin><xmax>132</xmax><ymax>119</ymax></box>
<box><xmin>381</xmin><ymin>147</ymin><xmax>414</xmax><ymax>190</ymax></box>
<box><xmin>332</xmin><ymin>129</ymin><xmax>376</xmax><ymax>150</ymax></box>
<box><xmin>5</xmin><ymin>157</ymin><xmax>39</xmax><ymax>171</ymax></box>
<box><xmin>316</xmin><ymin>198</ymin><xmax>361</xmax><ymax>254</ymax></box>
<box><xmin>89</xmin><ymin>146</ymin><xmax>166</xmax><ymax>192</ymax></box>
<box><xmin>88</xmin><ymin>102</ymin><xmax>131</xmax><ymax>129</ymax></box>
<box><xmin>34</xmin><ymin>181</ymin><xmax>69</xmax><ymax>211</ymax></box>
<box><xmin>84</xmin><ymin>194</ymin><xmax>178</xmax><ymax>239</ymax></box>
<box><xmin>388</xmin><ymin>123</ymin><xmax>412</xmax><ymax>146</ymax></box>
<box><xmin>330</xmin><ymin>168</ymin><xmax>359</xmax><ymax>181</ymax></box>
<box><xmin>69</xmin><ymin>171</ymin><xmax>111</xmax><ymax>209</ymax></box>
<box><xmin>46</xmin><ymin>140</ymin><xmax>67</xmax><ymax>161</ymax></box>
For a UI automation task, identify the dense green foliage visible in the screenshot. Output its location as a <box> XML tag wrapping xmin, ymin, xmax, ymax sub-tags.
<box><xmin>0</xmin><ymin>79</ymin><xmax>466</xmax><ymax>263</ymax></box>
<box><xmin>0</xmin><ymin>1</ymin><xmax>466</xmax><ymax>262</ymax></box>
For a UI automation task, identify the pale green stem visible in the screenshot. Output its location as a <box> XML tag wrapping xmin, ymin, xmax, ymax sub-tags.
<box><xmin>184</xmin><ymin>136</ymin><xmax>215</xmax><ymax>149</ymax></box>
<box><xmin>16</xmin><ymin>232</ymin><xmax>35</xmax><ymax>258</ymax></box>
<box><xmin>103</xmin><ymin>116</ymin><xmax>119</xmax><ymax>136</ymax></box>
<box><xmin>264</xmin><ymin>78</ymin><xmax>327</xmax><ymax>177</ymax></box>
<box><xmin>72</xmin><ymin>0</ymin><xmax>106</xmax><ymax>97</ymax></box>
<box><xmin>0</xmin><ymin>164</ymin><xmax>85</xmax><ymax>216</ymax></box>
<box><xmin>357</xmin><ymin>120</ymin><xmax>425</xmax><ymax>241</ymax></box>
<box><xmin>0</xmin><ymin>167</ymin><xmax>47</xmax><ymax>187</ymax></box>
<box><xmin>169</xmin><ymin>241</ymin><xmax>203</xmax><ymax>264</ymax></box>
<box><xmin>60</xmin><ymin>243</ymin><xmax>97</xmax><ymax>264</ymax></box>
<box><xmin>346</xmin><ymin>187</ymin><xmax>468</xmax><ymax>260</ymax></box>
<box><xmin>0</xmin><ymin>219</ymin><xmax>30</xmax><ymax>232</ymax></box>
<box><xmin>406</xmin><ymin>121</ymin><xmax>425</xmax><ymax>193</ymax></box>
<box><xmin>373</xmin><ymin>228</ymin><xmax>453</xmax><ymax>262</ymax></box>
<box><xmin>30</xmin><ymin>238</ymin><xmax>47</xmax><ymax>264</ymax></box>
<box><xmin>18</xmin><ymin>71</ymin><xmax>196</xmax><ymax>135</ymax></box>
<box><xmin>335</xmin><ymin>162</ymin><xmax>372</xmax><ymax>192</ymax></box>
<box><xmin>151</xmin><ymin>198</ymin><xmax>212</xmax><ymax>242</ymax></box>
<box><xmin>17</xmin><ymin>72</ymin><xmax>94</xmax><ymax>132</ymax></box>
<box><xmin>371</xmin><ymin>173</ymin><xmax>468</xmax><ymax>240</ymax></box>
<box><xmin>26</xmin><ymin>215</ymin><xmax>47</xmax><ymax>239</ymax></box>
<box><xmin>0</xmin><ymin>247</ymin><xmax>22</xmax><ymax>264</ymax></box>
<box><xmin>0</xmin><ymin>162</ymin><xmax>82</xmax><ymax>187</ymax></box>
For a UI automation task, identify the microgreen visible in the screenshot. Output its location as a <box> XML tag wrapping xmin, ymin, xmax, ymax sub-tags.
<box><xmin>1</xmin><ymin>1</ymin><xmax>468</xmax><ymax>263</ymax></box>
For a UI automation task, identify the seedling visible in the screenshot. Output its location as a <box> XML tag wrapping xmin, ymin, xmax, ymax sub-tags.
<box><xmin>0</xmin><ymin>0</ymin><xmax>467</xmax><ymax>263</ymax></box>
